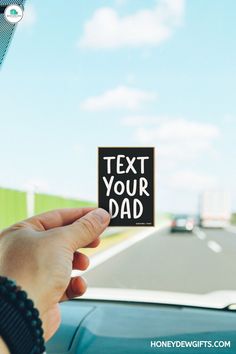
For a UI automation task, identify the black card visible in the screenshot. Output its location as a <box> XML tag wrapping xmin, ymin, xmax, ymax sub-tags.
<box><xmin>98</xmin><ymin>147</ymin><xmax>155</xmax><ymax>227</ymax></box>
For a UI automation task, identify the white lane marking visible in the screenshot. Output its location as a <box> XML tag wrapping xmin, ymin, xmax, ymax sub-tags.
<box><xmin>72</xmin><ymin>225</ymin><xmax>168</xmax><ymax>276</ymax></box>
<box><xmin>194</xmin><ymin>227</ymin><xmax>223</xmax><ymax>253</ymax></box>
<box><xmin>207</xmin><ymin>240</ymin><xmax>222</xmax><ymax>253</ymax></box>
<box><xmin>194</xmin><ymin>227</ymin><xmax>206</xmax><ymax>240</ymax></box>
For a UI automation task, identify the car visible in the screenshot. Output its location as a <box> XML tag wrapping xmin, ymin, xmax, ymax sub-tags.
<box><xmin>170</xmin><ymin>215</ymin><xmax>195</xmax><ymax>233</ymax></box>
<box><xmin>46</xmin><ymin>288</ymin><xmax>236</xmax><ymax>354</ymax></box>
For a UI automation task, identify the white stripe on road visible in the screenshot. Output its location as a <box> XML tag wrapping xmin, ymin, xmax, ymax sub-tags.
<box><xmin>72</xmin><ymin>225</ymin><xmax>167</xmax><ymax>276</ymax></box>
<box><xmin>194</xmin><ymin>227</ymin><xmax>223</xmax><ymax>254</ymax></box>
<box><xmin>207</xmin><ymin>240</ymin><xmax>222</xmax><ymax>253</ymax></box>
<box><xmin>194</xmin><ymin>227</ymin><xmax>206</xmax><ymax>240</ymax></box>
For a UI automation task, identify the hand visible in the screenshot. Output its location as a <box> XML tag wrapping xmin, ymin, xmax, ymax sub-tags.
<box><xmin>0</xmin><ymin>208</ymin><xmax>110</xmax><ymax>341</ymax></box>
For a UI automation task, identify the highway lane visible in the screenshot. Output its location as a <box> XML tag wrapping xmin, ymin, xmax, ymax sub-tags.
<box><xmin>85</xmin><ymin>227</ymin><xmax>236</xmax><ymax>294</ymax></box>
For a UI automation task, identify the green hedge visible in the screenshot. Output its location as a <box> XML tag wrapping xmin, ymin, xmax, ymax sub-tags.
<box><xmin>34</xmin><ymin>193</ymin><xmax>95</xmax><ymax>214</ymax></box>
<box><xmin>0</xmin><ymin>188</ymin><xmax>27</xmax><ymax>229</ymax></box>
<box><xmin>0</xmin><ymin>188</ymin><xmax>95</xmax><ymax>230</ymax></box>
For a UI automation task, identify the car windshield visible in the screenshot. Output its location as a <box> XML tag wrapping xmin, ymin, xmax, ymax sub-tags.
<box><xmin>0</xmin><ymin>0</ymin><xmax>236</xmax><ymax>301</ymax></box>
<box><xmin>174</xmin><ymin>215</ymin><xmax>189</xmax><ymax>219</ymax></box>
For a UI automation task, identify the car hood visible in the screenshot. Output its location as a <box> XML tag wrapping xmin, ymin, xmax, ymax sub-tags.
<box><xmin>80</xmin><ymin>287</ymin><xmax>236</xmax><ymax>310</ymax></box>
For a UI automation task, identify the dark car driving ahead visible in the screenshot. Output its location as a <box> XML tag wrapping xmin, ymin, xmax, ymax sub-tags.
<box><xmin>171</xmin><ymin>214</ymin><xmax>195</xmax><ymax>233</ymax></box>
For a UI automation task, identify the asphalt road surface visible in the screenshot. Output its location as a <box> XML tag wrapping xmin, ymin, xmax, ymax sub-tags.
<box><xmin>85</xmin><ymin>227</ymin><xmax>236</xmax><ymax>294</ymax></box>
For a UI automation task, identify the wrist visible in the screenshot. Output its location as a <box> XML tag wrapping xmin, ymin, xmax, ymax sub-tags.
<box><xmin>0</xmin><ymin>269</ymin><xmax>45</xmax><ymax>316</ymax></box>
<box><xmin>0</xmin><ymin>276</ymin><xmax>46</xmax><ymax>354</ymax></box>
<box><xmin>0</xmin><ymin>337</ymin><xmax>10</xmax><ymax>354</ymax></box>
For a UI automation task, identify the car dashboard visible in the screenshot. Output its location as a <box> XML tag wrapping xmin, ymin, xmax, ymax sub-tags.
<box><xmin>46</xmin><ymin>297</ymin><xmax>236</xmax><ymax>354</ymax></box>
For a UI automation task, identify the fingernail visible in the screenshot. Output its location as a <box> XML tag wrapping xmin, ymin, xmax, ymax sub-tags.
<box><xmin>93</xmin><ymin>208</ymin><xmax>110</xmax><ymax>224</ymax></box>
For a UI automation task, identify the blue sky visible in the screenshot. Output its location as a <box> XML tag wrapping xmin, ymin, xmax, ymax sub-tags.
<box><xmin>0</xmin><ymin>0</ymin><xmax>236</xmax><ymax>213</ymax></box>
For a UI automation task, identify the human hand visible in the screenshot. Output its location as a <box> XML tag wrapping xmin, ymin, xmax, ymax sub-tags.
<box><xmin>0</xmin><ymin>208</ymin><xmax>110</xmax><ymax>341</ymax></box>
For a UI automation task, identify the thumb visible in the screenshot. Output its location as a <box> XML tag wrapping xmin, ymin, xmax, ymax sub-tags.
<box><xmin>62</xmin><ymin>208</ymin><xmax>110</xmax><ymax>251</ymax></box>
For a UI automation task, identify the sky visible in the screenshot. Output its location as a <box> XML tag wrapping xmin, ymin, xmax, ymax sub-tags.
<box><xmin>0</xmin><ymin>0</ymin><xmax>236</xmax><ymax>213</ymax></box>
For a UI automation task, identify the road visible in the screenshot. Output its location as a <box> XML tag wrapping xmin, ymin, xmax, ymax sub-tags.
<box><xmin>85</xmin><ymin>227</ymin><xmax>236</xmax><ymax>294</ymax></box>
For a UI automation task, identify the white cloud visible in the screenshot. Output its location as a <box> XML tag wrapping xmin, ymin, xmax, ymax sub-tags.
<box><xmin>168</xmin><ymin>170</ymin><xmax>218</xmax><ymax>191</ymax></box>
<box><xmin>79</xmin><ymin>0</ymin><xmax>185</xmax><ymax>49</ymax></box>
<box><xmin>21</xmin><ymin>4</ymin><xmax>36</xmax><ymax>27</ymax></box>
<box><xmin>81</xmin><ymin>86</ymin><xmax>157</xmax><ymax>111</ymax></box>
<box><xmin>136</xmin><ymin>119</ymin><xmax>219</xmax><ymax>142</ymax></box>
<box><xmin>134</xmin><ymin>118</ymin><xmax>220</xmax><ymax>161</ymax></box>
<box><xmin>156</xmin><ymin>120</ymin><xmax>219</xmax><ymax>141</ymax></box>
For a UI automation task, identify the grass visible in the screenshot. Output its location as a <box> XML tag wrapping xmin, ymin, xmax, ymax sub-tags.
<box><xmin>231</xmin><ymin>213</ymin><xmax>236</xmax><ymax>225</ymax></box>
<box><xmin>81</xmin><ymin>228</ymin><xmax>136</xmax><ymax>257</ymax></box>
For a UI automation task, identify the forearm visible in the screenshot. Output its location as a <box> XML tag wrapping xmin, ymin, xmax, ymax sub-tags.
<box><xmin>0</xmin><ymin>338</ymin><xmax>10</xmax><ymax>354</ymax></box>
